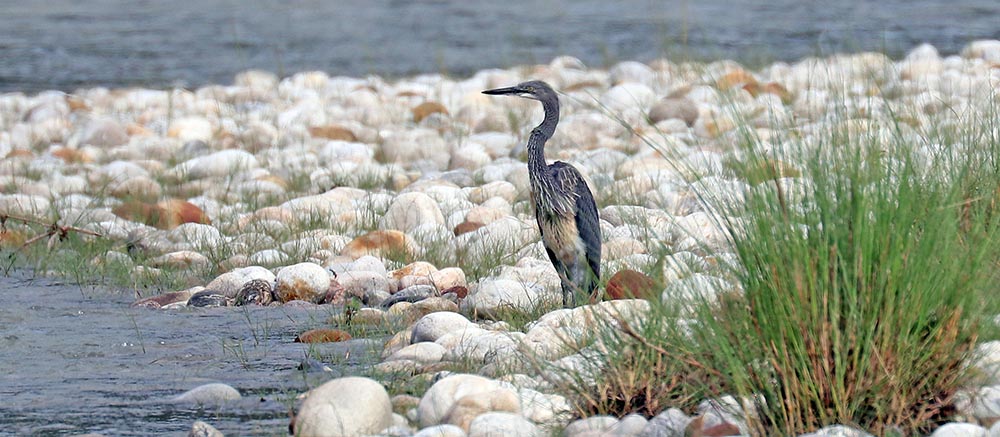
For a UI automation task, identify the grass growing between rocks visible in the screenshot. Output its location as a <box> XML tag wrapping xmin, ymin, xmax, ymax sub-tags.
<box><xmin>702</xmin><ymin>115</ymin><xmax>1000</xmax><ymax>435</ymax></box>
<box><xmin>561</xmin><ymin>94</ymin><xmax>1000</xmax><ymax>435</ymax></box>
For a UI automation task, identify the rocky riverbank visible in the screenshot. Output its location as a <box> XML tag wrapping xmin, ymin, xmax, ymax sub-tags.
<box><xmin>3</xmin><ymin>40</ymin><xmax>1000</xmax><ymax>436</ymax></box>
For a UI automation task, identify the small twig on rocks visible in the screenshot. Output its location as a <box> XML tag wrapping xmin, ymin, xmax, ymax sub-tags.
<box><xmin>615</xmin><ymin>315</ymin><xmax>726</xmax><ymax>379</ymax></box>
<box><xmin>1</xmin><ymin>213</ymin><xmax>103</xmax><ymax>256</ymax></box>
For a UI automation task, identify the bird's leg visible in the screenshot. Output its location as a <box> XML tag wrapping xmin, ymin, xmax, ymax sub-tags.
<box><xmin>561</xmin><ymin>282</ymin><xmax>576</xmax><ymax>308</ymax></box>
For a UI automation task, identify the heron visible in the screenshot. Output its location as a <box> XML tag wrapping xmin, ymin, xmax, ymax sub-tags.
<box><xmin>482</xmin><ymin>80</ymin><xmax>602</xmax><ymax>308</ymax></box>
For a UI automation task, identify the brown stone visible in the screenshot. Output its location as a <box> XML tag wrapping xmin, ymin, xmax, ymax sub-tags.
<box><xmin>131</xmin><ymin>289</ymin><xmax>197</xmax><ymax>309</ymax></box>
<box><xmin>112</xmin><ymin>199</ymin><xmax>211</xmax><ymax>230</ymax></box>
<box><xmin>318</xmin><ymin>280</ymin><xmax>347</xmax><ymax>305</ymax></box>
<box><xmin>5</xmin><ymin>149</ymin><xmax>33</xmax><ymax>159</ymax></box>
<box><xmin>389</xmin><ymin>261</ymin><xmax>438</xmax><ymax>281</ymax></box>
<box><xmin>340</xmin><ymin>230</ymin><xmax>412</xmax><ymax>259</ymax></box>
<box><xmin>605</xmin><ymin>269</ymin><xmax>659</xmax><ymax>301</ymax></box>
<box><xmin>412</xmin><ymin>102</ymin><xmax>449</xmax><ymax>123</ymax></box>
<box><xmin>453</xmin><ymin>221</ymin><xmax>484</xmax><ymax>236</ymax></box>
<box><xmin>65</xmin><ymin>95</ymin><xmax>90</xmax><ymax>112</ymax></box>
<box><xmin>126</xmin><ymin>123</ymin><xmax>153</xmax><ymax>137</ymax></box>
<box><xmin>50</xmin><ymin>147</ymin><xmax>91</xmax><ymax>164</ymax></box>
<box><xmin>441</xmin><ymin>285</ymin><xmax>469</xmax><ymax>299</ymax></box>
<box><xmin>308</xmin><ymin>124</ymin><xmax>357</xmax><ymax>141</ymax></box>
<box><xmin>0</xmin><ymin>229</ymin><xmax>27</xmax><ymax>248</ymax></box>
<box><xmin>294</xmin><ymin>329</ymin><xmax>352</xmax><ymax>343</ymax></box>
<box><xmin>715</xmin><ymin>68</ymin><xmax>757</xmax><ymax>89</ymax></box>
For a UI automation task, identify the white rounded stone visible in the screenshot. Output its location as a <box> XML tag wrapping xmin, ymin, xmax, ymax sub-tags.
<box><xmin>411</xmin><ymin>311</ymin><xmax>474</xmax><ymax>343</ymax></box>
<box><xmin>417</xmin><ymin>374</ymin><xmax>520</xmax><ymax>428</ymax></box>
<box><xmin>380</xmin><ymin>192</ymin><xmax>446</xmax><ymax>233</ymax></box>
<box><xmin>274</xmin><ymin>262</ymin><xmax>331</xmax><ymax>303</ymax></box>
<box><xmin>460</xmin><ymin>279</ymin><xmax>549</xmax><ymax>318</ymax></box>
<box><xmin>171</xmin><ymin>383</ymin><xmax>241</xmax><ymax>405</ymax></box>
<box><xmin>467</xmin><ymin>412</ymin><xmax>540</xmax><ymax>437</ymax></box>
<box><xmin>295</xmin><ymin>377</ymin><xmax>392</xmax><ymax>437</ymax></box>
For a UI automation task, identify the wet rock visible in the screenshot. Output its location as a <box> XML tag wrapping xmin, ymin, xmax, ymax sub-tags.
<box><xmin>188</xmin><ymin>420</ymin><xmax>224</xmax><ymax>437</ymax></box>
<box><xmin>274</xmin><ymin>262</ymin><xmax>331</xmax><ymax>303</ymax></box>
<box><xmin>295</xmin><ymin>329</ymin><xmax>353</xmax><ymax>343</ymax></box>
<box><xmin>187</xmin><ymin>289</ymin><xmax>231</xmax><ymax>307</ymax></box>
<box><xmin>418</xmin><ymin>374</ymin><xmax>520</xmax><ymax>429</ymax></box>
<box><xmin>381</xmin><ymin>284</ymin><xmax>437</xmax><ymax>308</ymax></box>
<box><xmin>467</xmin><ymin>412</ymin><xmax>539</xmax><ymax>437</ymax></box>
<box><xmin>294</xmin><ymin>377</ymin><xmax>392</xmax><ymax>437</ymax></box>
<box><xmin>171</xmin><ymin>383</ymin><xmax>241</xmax><ymax>405</ymax></box>
<box><xmin>132</xmin><ymin>289</ymin><xmax>197</xmax><ymax>309</ymax></box>
<box><xmin>233</xmin><ymin>279</ymin><xmax>275</xmax><ymax>306</ymax></box>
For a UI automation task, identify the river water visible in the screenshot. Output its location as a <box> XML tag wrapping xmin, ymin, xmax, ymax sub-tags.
<box><xmin>0</xmin><ymin>272</ymin><xmax>378</xmax><ymax>436</ymax></box>
<box><xmin>1</xmin><ymin>0</ymin><xmax>998</xmax><ymax>93</ymax></box>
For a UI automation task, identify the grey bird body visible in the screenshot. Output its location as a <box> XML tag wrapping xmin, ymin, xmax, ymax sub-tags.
<box><xmin>483</xmin><ymin>80</ymin><xmax>602</xmax><ymax>307</ymax></box>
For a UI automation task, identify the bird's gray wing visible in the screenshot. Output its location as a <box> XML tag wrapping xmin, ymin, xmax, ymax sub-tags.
<box><xmin>549</xmin><ymin>162</ymin><xmax>602</xmax><ymax>281</ymax></box>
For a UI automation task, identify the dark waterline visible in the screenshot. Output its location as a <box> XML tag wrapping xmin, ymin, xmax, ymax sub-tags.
<box><xmin>1</xmin><ymin>0</ymin><xmax>998</xmax><ymax>93</ymax></box>
<box><xmin>0</xmin><ymin>272</ymin><xmax>377</xmax><ymax>435</ymax></box>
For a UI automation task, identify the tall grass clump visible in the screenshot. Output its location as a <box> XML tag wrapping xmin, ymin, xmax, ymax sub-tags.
<box><xmin>691</xmin><ymin>108</ymin><xmax>1000</xmax><ymax>434</ymax></box>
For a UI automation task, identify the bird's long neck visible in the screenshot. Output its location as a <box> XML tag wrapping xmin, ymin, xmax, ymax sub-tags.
<box><xmin>527</xmin><ymin>98</ymin><xmax>559</xmax><ymax>179</ymax></box>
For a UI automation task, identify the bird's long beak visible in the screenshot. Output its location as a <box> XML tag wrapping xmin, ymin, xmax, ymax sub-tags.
<box><xmin>482</xmin><ymin>86</ymin><xmax>522</xmax><ymax>96</ymax></box>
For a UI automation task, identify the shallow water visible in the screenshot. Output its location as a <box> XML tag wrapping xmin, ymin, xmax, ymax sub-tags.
<box><xmin>1</xmin><ymin>0</ymin><xmax>998</xmax><ymax>93</ymax></box>
<box><xmin>0</xmin><ymin>272</ymin><xmax>379</xmax><ymax>436</ymax></box>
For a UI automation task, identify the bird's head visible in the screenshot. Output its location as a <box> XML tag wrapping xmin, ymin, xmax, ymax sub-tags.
<box><xmin>482</xmin><ymin>80</ymin><xmax>556</xmax><ymax>102</ymax></box>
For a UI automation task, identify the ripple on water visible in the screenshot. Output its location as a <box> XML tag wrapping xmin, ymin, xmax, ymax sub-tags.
<box><xmin>0</xmin><ymin>272</ymin><xmax>379</xmax><ymax>435</ymax></box>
